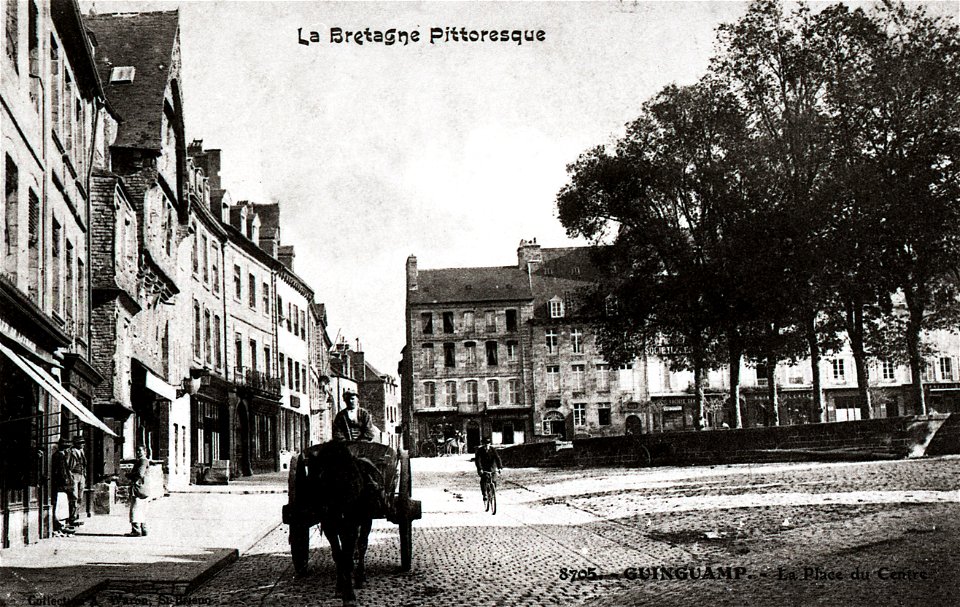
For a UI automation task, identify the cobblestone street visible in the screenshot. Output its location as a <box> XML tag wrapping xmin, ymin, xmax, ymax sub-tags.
<box><xmin>88</xmin><ymin>455</ymin><xmax>960</xmax><ymax>606</ymax></box>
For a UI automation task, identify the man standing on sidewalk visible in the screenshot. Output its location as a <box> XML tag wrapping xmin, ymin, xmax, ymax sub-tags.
<box><xmin>51</xmin><ymin>438</ymin><xmax>74</xmax><ymax>534</ymax></box>
<box><xmin>68</xmin><ymin>436</ymin><xmax>87</xmax><ymax>526</ymax></box>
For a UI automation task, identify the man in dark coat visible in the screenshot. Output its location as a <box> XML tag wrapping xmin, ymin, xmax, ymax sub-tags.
<box><xmin>475</xmin><ymin>436</ymin><xmax>503</xmax><ymax>500</ymax></box>
<box><xmin>333</xmin><ymin>389</ymin><xmax>375</xmax><ymax>441</ymax></box>
<box><xmin>50</xmin><ymin>438</ymin><xmax>73</xmax><ymax>533</ymax></box>
<box><xmin>68</xmin><ymin>435</ymin><xmax>87</xmax><ymax>526</ymax></box>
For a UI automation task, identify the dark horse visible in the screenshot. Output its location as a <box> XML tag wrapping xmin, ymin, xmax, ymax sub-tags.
<box><xmin>308</xmin><ymin>441</ymin><xmax>389</xmax><ymax>605</ymax></box>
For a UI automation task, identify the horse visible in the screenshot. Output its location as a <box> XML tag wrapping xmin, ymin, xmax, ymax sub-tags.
<box><xmin>441</xmin><ymin>437</ymin><xmax>463</xmax><ymax>456</ymax></box>
<box><xmin>311</xmin><ymin>441</ymin><xmax>384</xmax><ymax>605</ymax></box>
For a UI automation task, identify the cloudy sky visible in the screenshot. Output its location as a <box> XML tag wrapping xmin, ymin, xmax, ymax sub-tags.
<box><xmin>86</xmin><ymin>1</ymin><xmax>953</xmax><ymax>374</ymax></box>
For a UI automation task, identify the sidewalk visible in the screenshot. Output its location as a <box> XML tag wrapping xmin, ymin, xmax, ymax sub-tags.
<box><xmin>0</xmin><ymin>473</ymin><xmax>288</xmax><ymax>606</ymax></box>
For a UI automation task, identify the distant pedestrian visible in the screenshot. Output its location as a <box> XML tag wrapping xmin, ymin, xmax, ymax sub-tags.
<box><xmin>126</xmin><ymin>446</ymin><xmax>151</xmax><ymax>537</ymax></box>
<box><xmin>50</xmin><ymin>438</ymin><xmax>73</xmax><ymax>533</ymax></box>
<box><xmin>68</xmin><ymin>435</ymin><xmax>87</xmax><ymax>526</ymax></box>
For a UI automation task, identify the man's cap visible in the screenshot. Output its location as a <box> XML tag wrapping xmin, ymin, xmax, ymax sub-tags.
<box><xmin>343</xmin><ymin>388</ymin><xmax>358</xmax><ymax>398</ymax></box>
<box><xmin>482</xmin><ymin>436</ymin><xmax>492</xmax><ymax>444</ymax></box>
<box><xmin>73</xmin><ymin>436</ymin><xmax>85</xmax><ymax>446</ymax></box>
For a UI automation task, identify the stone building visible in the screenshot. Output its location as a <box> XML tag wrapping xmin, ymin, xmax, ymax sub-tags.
<box><xmin>86</xmin><ymin>9</ymin><xmax>193</xmax><ymax>489</ymax></box>
<box><xmin>355</xmin><ymin>358</ymin><xmax>400</xmax><ymax>450</ymax></box>
<box><xmin>1</xmin><ymin>0</ymin><xmax>116</xmax><ymax>548</ymax></box>
<box><xmin>308</xmin><ymin>301</ymin><xmax>334</xmax><ymax>444</ymax></box>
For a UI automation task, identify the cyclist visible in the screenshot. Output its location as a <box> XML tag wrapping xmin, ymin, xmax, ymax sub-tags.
<box><xmin>474</xmin><ymin>436</ymin><xmax>502</xmax><ymax>500</ymax></box>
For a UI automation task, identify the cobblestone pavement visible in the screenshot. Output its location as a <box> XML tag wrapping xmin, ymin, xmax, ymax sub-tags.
<box><xmin>86</xmin><ymin>455</ymin><xmax>960</xmax><ymax>606</ymax></box>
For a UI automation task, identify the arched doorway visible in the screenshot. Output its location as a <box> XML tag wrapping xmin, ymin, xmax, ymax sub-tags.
<box><xmin>466</xmin><ymin>421</ymin><xmax>481</xmax><ymax>453</ymax></box>
<box><xmin>625</xmin><ymin>415</ymin><xmax>642</xmax><ymax>435</ymax></box>
<box><xmin>542</xmin><ymin>411</ymin><xmax>566</xmax><ymax>440</ymax></box>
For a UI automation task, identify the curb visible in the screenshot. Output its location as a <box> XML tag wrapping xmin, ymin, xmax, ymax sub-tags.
<box><xmin>60</xmin><ymin>522</ymin><xmax>283</xmax><ymax>606</ymax></box>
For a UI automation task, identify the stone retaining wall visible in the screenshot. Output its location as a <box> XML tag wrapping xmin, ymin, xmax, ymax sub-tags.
<box><xmin>499</xmin><ymin>414</ymin><xmax>959</xmax><ymax>468</ymax></box>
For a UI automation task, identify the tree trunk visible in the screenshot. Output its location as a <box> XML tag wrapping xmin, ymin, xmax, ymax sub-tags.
<box><xmin>694</xmin><ymin>355</ymin><xmax>705</xmax><ymax>431</ymax></box>
<box><xmin>767</xmin><ymin>353</ymin><xmax>780</xmax><ymax>426</ymax></box>
<box><xmin>729</xmin><ymin>334</ymin><xmax>743</xmax><ymax>429</ymax></box>
<box><xmin>806</xmin><ymin>312</ymin><xmax>825</xmax><ymax>423</ymax></box>
<box><xmin>905</xmin><ymin>288</ymin><xmax>927</xmax><ymax>415</ymax></box>
<box><xmin>844</xmin><ymin>296</ymin><xmax>872</xmax><ymax>420</ymax></box>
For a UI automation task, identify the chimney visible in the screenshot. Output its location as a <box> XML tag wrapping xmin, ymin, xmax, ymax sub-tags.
<box><xmin>517</xmin><ymin>238</ymin><xmax>542</xmax><ymax>271</ymax></box>
<box><xmin>406</xmin><ymin>255</ymin><xmax>418</xmax><ymax>292</ymax></box>
<box><xmin>278</xmin><ymin>245</ymin><xmax>295</xmax><ymax>271</ymax></box>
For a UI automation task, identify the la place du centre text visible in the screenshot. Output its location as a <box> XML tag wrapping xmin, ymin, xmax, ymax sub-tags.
<box><xmin>298</xmin><ymin>27</ymin><xmax>546</xmax><ymax>46</ymax></box>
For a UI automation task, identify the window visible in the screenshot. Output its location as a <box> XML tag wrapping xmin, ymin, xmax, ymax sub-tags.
<box><xmin>5</xmin><ymin>155</ymin><xmax>18</xmax><ymax>258</ymax></box>
<box><xmin>165</xmin><ymin>206</ymin><xmax>173</xmax><ymax>256</ymax></box>
<box><xmin>213</xmin><ymin>315</ymin><xmax>222</xmax><ymax>367</ymax></box>
<box><xmin>293</xmin><ymin>304</ymin><xmax>299</xmax><ymax>335</ymax></box>
<box><xmin>76</xmin><ymin>258</ymin><xmax>85</xmax><ymax>335</ymax></box>
<box><xmin>882</xmin><ymin>360</ymin><xmax>896</xmax><ymax>382</ymax></box>
<box><xmin>109</xmin><ymin>65</ymin><xmax>136</xmax><ymax>82</ymax></box>
<box><xmin>193</xmin><ymin>301</ymin><xmax>201</xmax><ymax>358</ymax></box>
<box><xmin>277</xmin><ymin>296</ymin><xmax>284</xmax><ymax>325</ymax></box>
<box><xmin>485</xmin><ymin>310</ymin><xmax>496</xmax><ymax>332</ymax></box>
<box><xmin>549</xmin><ymin>297</ymin><xmax>564</xmax><ymax>319</ymax></box>
<box><xmin>50</xmin><ymin>37</ymin><xmax>60</xmax><ymax>131</ymax></box>
<box><xmin>26</xmin><ymin>188</ymin><xmax>38</xmax><ymax>301</ymax></box>
<box><xmin>204</xmin><ymin>309</ymin><xmax>212</xmax><ymax>363</ymax></box>
<box><xmin>279</xmin><ymin>353</ymin><xmax>285</xmax><ymax>385</ymax></box>
<box><xmin>571</xmin><ymin>364</ymin><xmax>585</xmax><ymax>392</ymax></box>
<box><xmin>831</xmin><ymin>359</ymin><xmax>846</xmax><ymax>383</ymax></box>
<box><xmin>940</xmin><ymin>357</ymin><xmax>955</xmax><ymax>381</ymax></box>
<box><xmin>248</xmin><ymin>273</ymin><xmax>256</xmax><ymax>308</ymax></box>
<box><xmin>264</xmin><ymin>347</ymin><xmax>271</xmax><ymax>376</ymax></box>
<box><xmin>64</xmin><ymin>240</ymin><xmax>73</xmax><ymax>325</ymax></box>
<box><xmin>235</xmin><ymin>332</ymin><xmax>243</xmax><ymax>370</ymax></box>
<box><xmin>486</xmin><ymin>341</ymin><xmax>498</xmax><ymax>366</ymax></box>
<box><xmin>924</xmin><ymin>360</ymin><xmax>936</xmax><ymax>382</ymax></box>
<box><xmin>506</xmin><ymin>309</ymin><xmax>518</xmax><ymax>332</ymax></box>
<box><xmin>421</xmin><ymin>344</ymin><xmax>435</xmax><ymax>368</ymax></box>
<box><xmin>202</xmin><ymin>235</ymin><xmax>209</xmax><ymax>283</ymax></box>
<box><xmin>421</xmin><ymin>312</ymin><xmax>433</xmax><ymax>334</ymax></box>
<box><xmin>233</xmin><ymin>265</ymin><xmax>241</xmax><ymax>299</ymax></box>
<box><xmin>547</xmin><ymin>365</ymin><xmax>560</xmax><ymax>392</ymax></box>
<box><xmin>462</xmin><ymin>311</ymin><xmax>475</xmax><ymax>332</ymax></box>
<box><xmin>442</xmin><ymin>311</ymin><xmax>455</xmax><ymax>333</ymax></box>
<box><xmin>507</xmin><ymin>379</ymin><xmax>521</xmax><ymax>405</ymax></box>
<box><xmin>250</xmin><ymin>339</ymin><xmax>258</xmax><ymax>371</ymax></box>
<box><xmin>286</xmin><ymin>302</ymin><xmax>292</xmax><ymax>331</ymax></box>
<box><xmin>596</xmin><ymin>364</ymin><xmax>610</xmax><ymax>391</ymax></box>
<box><xmin>443</xmin><ymin>343</ymin><xmax>456</xmax><ymax>368</ymax></box>
<box><xmin>6</xmin><ymin>0</ymin><xmax>18</xmax><ymax>68</ymax></box>
<box><xmin>444</xmin><ymin>381</ymin><xmax>457</xmax><ymax>406</ymax></box>
<box><xmin>755</xmin><ymin>363</ymin><xmax>769</xmax><ymax>387</ymax></box>
<box><xmin>598</xmin><ymin>403</ymin><xmax>612</xmax><ymax>426</ymax></box>
<box><xmin>300</xmin><ymin>311</ymin><xmax>306</xmax><ymax>339</ymax></box>
<box><xmin>262</xmin><ymin>282</ymin><xmax>269</xmax><ymax>314</ymax></box>
<box><xmin>619</xmin><ymin>364</ymin><xmax>633</xmax><ymax>390</ymax></box>
<box><xmin>465</xmin><ymin>381</ymin><xmax>478</xmax><ymax>405</ymax></box>
<box><xmin>573</xmin><ymin>403</ymin><xmax>586</xmax><ymax>427</ymax></box>
<box><xmin>288</xmin><ymin>358</ymin><xmax>294</xmax><ymax>389</ymax></box>
<box><xmin>571</xmin><ymin>328</ymin><xmax>583</xmax><ymax>354</ymax></box>
<box><xmin>546</xmin><ymin>329</ymin><xmax>558</xmax><ymax>354</ymax></box>
<box><xmin>423</xmin><ymin>382</ymin><xmax>436</xmax><ymax>407</ymax></box>
<box><xmin>52</xmin><ymin>218</ymin><xmax>61</xmax><ymax>314</ymax></box>
<box><xmin>192</xmin><ymin>224</ymin><xmax>198</xmax><ymax>274</ymax></box>
<box><xmin>506</xmin><ymin>341</ymin><xmax>518</xmax><ymax>362</ymax></box>
<box><xmin>487</xmin><ymin>379</ymin><xmax>500</xmax><ymax>406</ymax></box>
<box><xmin>211</xmin><ymin>247</ymin><xmax>219</xmax><ymax>294</ymax></box>
<box><xmin>465</xmin><ymin>342</ymin><xmax>477</xmax><ymax>366</ymax></box>
<box><xmin>294</xmin><ymin>361</ymin><xmax>300</xmax><ymax>392</ymax></box>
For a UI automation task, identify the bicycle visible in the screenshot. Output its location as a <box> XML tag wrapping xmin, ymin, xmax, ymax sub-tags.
<box><xmin>480</xmin><ymin>470</ymin><xmax>498</xmax><ymax>515</ymax></box>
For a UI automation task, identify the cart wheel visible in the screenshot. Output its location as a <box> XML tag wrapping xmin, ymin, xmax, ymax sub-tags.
<box><xmin>420</xmin><ymin>441</ymin><xmax>437</xmax><ymax>458</ymax></box>
<box><xmin>397</xmin><ymin>450</ymin><xmax>413</xmax><ymax>571</ymax></box>
<box><xmin>290</xmin><ymin>523</ymin><xmax>310</xmax><ymax>574</ymax></box>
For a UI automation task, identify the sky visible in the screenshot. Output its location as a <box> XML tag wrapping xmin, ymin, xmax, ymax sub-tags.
<box><xmin>84</xmin><ymin>1</ymin><xmax>956</xmax><ymax>375</ymax></box>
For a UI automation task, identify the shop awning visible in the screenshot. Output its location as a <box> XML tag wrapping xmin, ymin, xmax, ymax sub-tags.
<box><xmin>0</xmin><ymin>342</ymin><xmax>117</xmax><ymax>436</ymax></box>
<box><xmin>143</xmin><ymin>367</ymin><xmax>177</xmax><ymax>401</ymax></box>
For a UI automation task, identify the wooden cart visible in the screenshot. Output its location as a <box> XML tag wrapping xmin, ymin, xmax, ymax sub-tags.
<box><xmin>281</xmin><ymin>441</ymin><xmax>422</xmax><ymax>572</ymax></box>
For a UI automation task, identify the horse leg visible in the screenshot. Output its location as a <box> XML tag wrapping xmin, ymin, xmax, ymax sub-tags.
<box><xmin>323</xmin><ymin>524</ymin><xmax>348</xmax><ymax>598</ymax></box>
<box><xmin>338</xmin><ymin>522</ymin><xmax>359</xmax><ymax>602</ymax></box>
<box><xmin>354</xmin><ymin>517</ymin><xmax>373</xmax><ymax>589</ymax></box>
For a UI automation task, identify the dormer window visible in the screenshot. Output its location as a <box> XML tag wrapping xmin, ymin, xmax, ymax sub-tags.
<box><xmin>109</xmin><ymin>66</ymin><xmax>136</xmax><ymax>82</ymax></box>
<box><xmin>549</xmin><ymin>296</ymin><xmax>564</xmax><ymax>319</ymax></box>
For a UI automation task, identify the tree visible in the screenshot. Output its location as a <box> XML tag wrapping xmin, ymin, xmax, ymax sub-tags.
<box><xmin>558</xmin><ymin>79</ymin><xmax>748</xmax><ymax>428</ymax></box>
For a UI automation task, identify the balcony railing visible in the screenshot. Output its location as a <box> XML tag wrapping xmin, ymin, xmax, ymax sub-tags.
<box><xmin>232</xmin><ymin>366</ymin><xmax>282</xmax><ymax>397</ymax></box>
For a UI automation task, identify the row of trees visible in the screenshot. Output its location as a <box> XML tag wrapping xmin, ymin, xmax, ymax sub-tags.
<box><xmin>557</xmin><ymin>0</ymin><xmax>960</xmax><ymax>428</ymax></box>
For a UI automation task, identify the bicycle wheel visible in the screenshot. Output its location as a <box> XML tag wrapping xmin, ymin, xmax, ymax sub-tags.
<box><xmin>489</xmin><ymin>481</ymin><xmax>497</xmax><ymax>515</ymax></box>
<box><xmin>420</xmin><ymin>441</ymin><xmax>437</xmax><ymax>458</ymax></box>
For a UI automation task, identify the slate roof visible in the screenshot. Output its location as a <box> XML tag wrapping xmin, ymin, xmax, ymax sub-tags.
<box><xmin>85</xmin><ymin>11</ymin><xmax>179</xmax><ymax>150</ymax></box>
<box><xmin>410</xmin><ymin>266</ymin><xmax>533</xmax><ymax>305</ymax></box>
